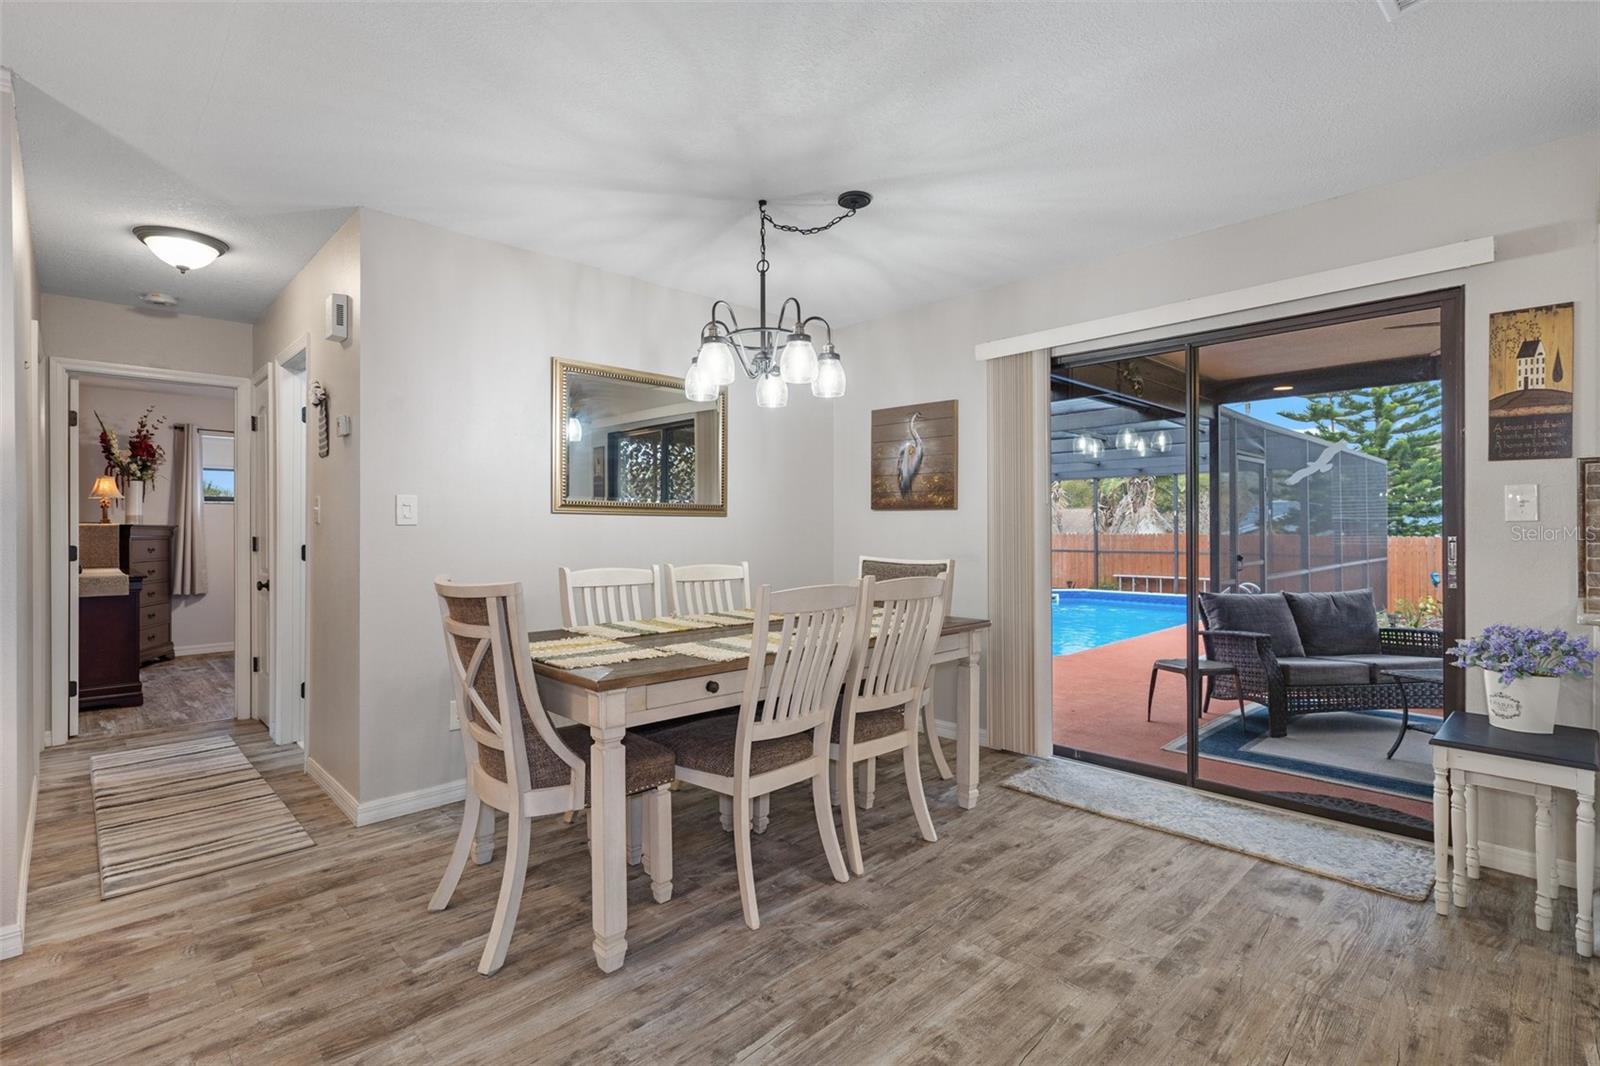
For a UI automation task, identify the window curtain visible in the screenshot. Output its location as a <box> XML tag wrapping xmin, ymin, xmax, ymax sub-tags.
<box><xmin>985</xmin><ymin>351</ymin><xmax>1051</xmax><ymax>755</ymax></box>
<box><xmin>170</xmin><ymin>423</ymin><xmax>208</xmax><ymax>595</ymax></box>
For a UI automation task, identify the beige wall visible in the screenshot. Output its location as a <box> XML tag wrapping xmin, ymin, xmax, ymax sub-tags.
<box><xmin>1</xmin><ymin>72</ymin><xmax>44</xmax><ymax>954</ymax></box>
<box><xmin>252</xmin><ymin>211</ymin><xmax>361</xmax><ymax>797</ymax></box>
<box><xmin>832</xmin><ymin>131</ymin><xmax>1600</xmax><ymax>874</ymax></box>
<box><xmin>41</xmin><ymin>293</ymin><xmax>252</xmax><ymax>378</ymax></box>
<box><xmin>354</xmin><ymin>208</ymin><xmax>833</xmax><ymax>803</ymax></box>
<box><xmin>77</xmin><ymin>382</ymin><xmax>236</xmax><ymax>652</ymax></box>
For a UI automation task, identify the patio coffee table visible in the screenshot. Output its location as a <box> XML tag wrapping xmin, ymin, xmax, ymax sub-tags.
<box><xmin>1148</xmin><ymin>658</ymin><xmax>1246</xmax><ymax>728</ymax></box>
<box><xmin>1380</xmin><ymin>664</ymin><xmax>1445</xmax><ymax>759</ymax></box>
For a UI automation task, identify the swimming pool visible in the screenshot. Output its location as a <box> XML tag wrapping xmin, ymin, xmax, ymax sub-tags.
<box><xmin>1051</xmin><ymin>589</ymin><xmax>1187</xmax><ymax>655</ymax></box>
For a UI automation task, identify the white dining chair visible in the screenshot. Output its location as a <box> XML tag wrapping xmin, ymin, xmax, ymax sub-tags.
<box><xmin>858</xmin><ymin>555</ymin><xmax>956</xmax><ymax>788</ymax></box>
<box><xmin>429</xmin><ymin>577</ymin><xmax>676</xmax><ymax>974</ymax></box>
<box><xmin>559</xmin><ymin>565</ymin><xmax>664</xmax><ymax>627</ymax></box>
<box><xmin>831</xmin><ymin>575</ymin><xmax>947</xmax><ymax>875</ymax></box>
<box><xmin>650</xmin><ymin>581</ymin><xmax>863</xmax><ymax>929</ymax></box>
<box><xmin>664</xmin><ymin>561</ymin><xmax>751</xmax><ymax>615</ymax></box>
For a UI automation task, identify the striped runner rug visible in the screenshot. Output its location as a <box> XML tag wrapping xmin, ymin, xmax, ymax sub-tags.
<box><xmin>89</xmin><ymin>734</ymin><xmax>314</xmax><ymax>899</ymax></box>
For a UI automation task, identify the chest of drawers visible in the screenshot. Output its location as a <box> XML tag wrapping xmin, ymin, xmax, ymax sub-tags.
<box><xmin>120</xmin><ymin>524</ymin><xmax>175</xmax><ymax>664</ymax></box>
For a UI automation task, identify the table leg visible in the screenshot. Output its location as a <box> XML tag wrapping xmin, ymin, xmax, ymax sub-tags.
<box><xmin>589</xmin><ymin>693</ymin><xmax>629</xmax><ymax>973</ymax></box>
<box><xmin>1533</xmin><ymin>784</ymin><xmax>1553</xmax><ymax>932</ymax></box>
<box><xmin>1432</xmin><ymin>759</ymin><xmax>1450</xmax><ymax>916</ymax></box>
<box><xmin>1577</xmin><ymin>785</ymin><xmax>1595</xmax><ymax>958</ymax></box>
<box><xmin>1449</xmin><ymin>768</ymin><xmax>1468</xmax><ymax>908</ymax></box>
<box><xmin>1464</xmin><ymin>782</ymin><xmax>1479</xmax><ymax>880</ymax></box>
<box><xmin>956</xmin><ymin>631</ymin><xmax>981</xmax><ymax>810</ymax></box>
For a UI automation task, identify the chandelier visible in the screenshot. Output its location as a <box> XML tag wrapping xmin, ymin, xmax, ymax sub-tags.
<box><xmin>685</xmin><ymin>192</ymin><xmax>871</xmax><ymax>408</ymax></box>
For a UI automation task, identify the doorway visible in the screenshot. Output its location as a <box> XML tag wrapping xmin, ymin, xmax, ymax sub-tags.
<box><xmin>252</xmin><ymin>347</ymin><xmax>310</xmax><ymax>749</ymax></box>
<box><xmin>1049</xmin><ymin>290</ymin><xmax>1463</xmax><ymax>836</ymax></box>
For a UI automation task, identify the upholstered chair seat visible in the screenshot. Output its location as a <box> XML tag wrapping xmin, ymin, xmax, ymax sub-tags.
<box><xmin>831</xmin><ymin>706</ymin><xmax>906</xmax><ymax>744</ymax></box>
<box><xmin>651</xmin><ymin>716</ymin><xmax>814</xmax><ymax>778</ymax></box>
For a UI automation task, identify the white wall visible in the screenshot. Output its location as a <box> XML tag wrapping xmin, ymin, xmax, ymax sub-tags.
<box><xmin>253</xmin><ymin>211</ymin><xmax>361</xmax><ymax>796</ymax></box>
<box><xmin>1</xmin><ymin>70</ymin><xmax>43</xmax><ymax>957</ymax></box>
<box><xmin>354</xmin><ymin>208</ymin><xmax>833</xmax><ymax>803</ymax></box>
<box><xmin>76</xmin><ymin>381</ymin><xmax>236</xmax><ymax>652</ymax></box>
<box><xmin>41</xmin><ymin>293</ymin><xmax>252</xmax><ymax>378</ymax></box>
<box><xmin>833</xmin><ymin>131</ymin><xmax>1600</xmax><ymax>874</ymax></box>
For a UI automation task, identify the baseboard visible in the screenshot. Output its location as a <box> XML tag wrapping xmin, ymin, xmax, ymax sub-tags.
<box><xmin>175</xmin><ymin>642</ymin><xmax>234</xmax><ymax>657</ymax></box>
<box><xmin>355</xmin><ymin>778</ymin><xmax>465</xmax><ymax>827</ymax></box>
<box><xmin>1475</xmin><ymin>840</ymin><xmax>1600</xmax><ymax>891</ymax></box>
<box><xmin>304</xmin><ymin>756</ymin><xmax>359</xmax><ymax>826</ymax></box>
<box><xmin>933</xmin><ymin>718</ymin><xmax>990</xmax><ymax>748</ymax></box>
<box><xmin>1</xmin><ymin>774</ymin><xmax>39</xmax><ymax>961</ymax></box>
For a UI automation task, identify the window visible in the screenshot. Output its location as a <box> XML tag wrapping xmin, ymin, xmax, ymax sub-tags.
<box><xmin>200</xmin><ymin>430</ymin><xmax>235</xmax><ymax>502</ymax></box>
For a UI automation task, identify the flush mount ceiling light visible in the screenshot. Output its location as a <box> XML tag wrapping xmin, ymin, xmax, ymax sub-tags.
<box><xmin>132</xmin><ymin>225</ymin><xmax>229</xmax><ymax>273</ymax></box>
<box><xmin>139</xmin><ymin>291</ymin><xmax>179</xmax><ymax>308</ymax></box>
<box><xmin>1272</xmin><ymin>383</ymin><xmax>1295</xmax><ymax>392</ymax></box>
<box><xmin>686</xmin><ymin>192</ymin><xmax>870</xmax><ymax>409</ymax></box>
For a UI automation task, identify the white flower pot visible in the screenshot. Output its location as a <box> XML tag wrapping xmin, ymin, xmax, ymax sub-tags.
<box><xmin>124</xmin><ymin>480</ymin><xmax>144</xmax><ymax>524</ymax></box>
<box><xmin>1482</xmin><ymin>672</ymin><xmax>1560</xmax><ymax>734</ymax></box>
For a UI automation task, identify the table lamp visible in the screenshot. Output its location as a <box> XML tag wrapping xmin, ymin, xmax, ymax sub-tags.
<box><xmin>89</xmin><ymin>475</ymin><xmax>123</xmax><ymax>524</ymax></box>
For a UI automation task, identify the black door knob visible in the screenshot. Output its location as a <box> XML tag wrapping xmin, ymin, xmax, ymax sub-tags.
<box><xmin>256</xmin><ymin>580</ymin><xmax>271</xmax><ymax>591</ymax></box>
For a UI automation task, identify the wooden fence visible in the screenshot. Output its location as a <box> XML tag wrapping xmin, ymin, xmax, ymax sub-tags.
<box><xmin>1051</xmin><ymin>533</ymin><xmax>1442</xmax><ymax>611</ymax></box>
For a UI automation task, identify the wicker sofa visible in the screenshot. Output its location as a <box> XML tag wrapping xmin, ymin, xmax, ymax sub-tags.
<box><xmin>1198</xmin><ymin>589</ymin><xmax>1443</xmax><ymax>738</ymax></box>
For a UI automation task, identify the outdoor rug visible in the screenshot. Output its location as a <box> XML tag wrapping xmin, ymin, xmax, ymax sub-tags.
<box><xmin>89</xmin><ymin>734</ymin><xmax>314</xmax><ymax>899</ymax></box>
<box><xmin>1164</xmin><ymin>706</ymin><xmax>1439</xmax><ymax>801</ymax></box>
<box><xmin>1003</xmin><ymin>757</ymin><xmax>1435</xmax><ymax>901</ymax></box>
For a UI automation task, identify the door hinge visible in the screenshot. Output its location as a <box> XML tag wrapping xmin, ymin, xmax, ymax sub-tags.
<box><xmin>250</xmin><ymin>415</ymin><xmax>258</xmax><ymax>431</ymax></box>
<box><xmin>300</xmin><ymin>543</ymin><xmax>307</xmax><ymax>562</ymax></box>
<box><xmin>68</xmin><ymin>544</ymin><xmax>78</xmax><ymax>563</ymax></box>
<box><xmin>68</xmin><ymin>680</ymin><xmax>78</xmax><ymax>698</ymax></box>
<box><xmin>301</xmin><ymin>406</ymin><xmax>307</xmax><ymax>423</ymax></box>
<box><xmin>251</xmin><ymin>535</ymin><xmax>259</xmax><ymax>553</ymax></box>
<box><xmin>300</xmin><ymin>682</ymin><xmax>306</xmax><ymax>699</ymax></box>
<box><xmin>68</xmin><ymin>409</ymin><xmax>79</xmax><ymax>427</ymax></box>
<box><xmin>252</xmin><ymin>656</ymin><xmax>260</xmax><ymax>673</ymax></box>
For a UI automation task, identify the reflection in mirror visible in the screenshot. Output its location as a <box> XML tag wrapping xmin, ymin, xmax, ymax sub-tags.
<box><xmin>553</xmin><ymin>360</ymin><xmax>726</xmax><ymax>515</ymax></box>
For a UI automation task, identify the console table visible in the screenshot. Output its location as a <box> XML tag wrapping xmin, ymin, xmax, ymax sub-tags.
<box><xmin>1429</xmin><ymin>711</ymin><xmax>1598</xmax><ymax>958</ymax></box>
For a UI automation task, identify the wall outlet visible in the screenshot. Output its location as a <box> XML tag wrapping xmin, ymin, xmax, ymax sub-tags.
<box><xmin>448</xmin><ymin>699</ymin><xmax>460</xmax><ymax>731</ymax></box>
<box><xmin>1504</xmin><ymin>483</ymin><xmax>1538</xmax><ymax>522</ymax></box>
<box><xmin>395</xmin><ymin>494</ymin><xmax>418</xmax><ymax>526</ymax></box>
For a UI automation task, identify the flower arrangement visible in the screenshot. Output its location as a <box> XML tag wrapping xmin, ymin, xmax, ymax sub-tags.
<box><xmin>96</xmin><ymin>406</ymin><xmax>168</xmax><ymax>486</ymax></box>
<box><xmin>1451</xmin><ymin>624</ymin><xmax>1598</xmax><ymax>685</ymax></box>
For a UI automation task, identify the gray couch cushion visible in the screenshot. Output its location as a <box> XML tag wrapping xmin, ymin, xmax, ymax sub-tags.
<box><xmin>1336</xmin><ymin>654</ymin><xmax>1443</xmax><ymax>684</ymax></box>
<box><xmin>1199</xmin><ymin>592</ymin><xmax>1305</xmax><ymax>658</ymax></box>
<box><xmin>1275</xmin><ymin>657</ymin><xmax>1374</xmax><ymax>687</ymax></box>
<box><xmin>1283</xmin><ymin>590</ymin><xmax>1381</xmax><ymax>656</ymax></box>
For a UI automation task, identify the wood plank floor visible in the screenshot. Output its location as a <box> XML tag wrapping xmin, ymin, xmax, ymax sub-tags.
<box><xmin>3</xmin><ymin>719</ymin><xmax>1595</xmax><ymax>1065</ymax></box>
<box><xmin>76</xmin><ymin>653</ymin><xmax>235</xmax><ymax>737</ymax></box>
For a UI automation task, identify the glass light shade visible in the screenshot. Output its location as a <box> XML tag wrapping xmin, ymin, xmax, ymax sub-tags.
<box><xmin>698</xmin><ymin>335</ymin><xmax>738</xmax><ymax>386</ymax></box>
<box><xmin>811</xmin><ymin>349</ymin><xmax>846</xmax><ymax>398</ymax></box>
<box><xmin>779</xmin><ymin>333</ymin><xmax>818</xmax><ymax>384</ymax></box>
<box><xmin>755</xmin><ymin>370</ymin><xmax>789</xmax><ymax>409</ymax></box>
<box><xmin>133</xmin><ymin>226</ymin><xmax>228</xmax><ymax>273</ymax></box>
<box><xmin>565</xmin><ymin>417</ymin><xmax>583</xmax><ymax>443</ymax></box>
<box><xmin>1153</xmin><ymin>430</ymin><xmax>1170</xmax><ymax>453</ymax></box>
<box><xmin>684</xmin><ymin>359</ymin><xmax>718</xmax><ymax>402</ymax></box>
<box><xmin>89</xmin><ymin>475</ymin><xmax>123</xmax><ymax>502</ymax></box>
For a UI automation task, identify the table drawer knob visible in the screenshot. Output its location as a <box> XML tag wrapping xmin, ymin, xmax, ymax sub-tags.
<box><xmin>705</xmin><ymin>680</ymin><xmax>719</xmax><ymax>694</ymax></box>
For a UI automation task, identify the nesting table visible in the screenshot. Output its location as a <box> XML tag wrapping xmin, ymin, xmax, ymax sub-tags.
<box><xmin>1429</xmin><ymin>711</ymin><xmax>1598</xmax><ymax>958</ymax></box>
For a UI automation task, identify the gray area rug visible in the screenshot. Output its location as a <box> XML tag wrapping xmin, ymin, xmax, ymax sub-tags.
<box><xmin>1003</xmin><ymin>758</ymin><xmax>1434</xmax><ymax>901</ymax></box>
<box><xmin>90</xmin><ymin>734</ymin><xmax>314</xmax><ymax>899</ymax></box>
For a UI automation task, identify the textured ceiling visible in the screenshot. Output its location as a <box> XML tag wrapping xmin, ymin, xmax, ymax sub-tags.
<box><xmin>3</xmin><ymin>2</ymin><xmax>1597</xmax><ymax>324</ymax></box>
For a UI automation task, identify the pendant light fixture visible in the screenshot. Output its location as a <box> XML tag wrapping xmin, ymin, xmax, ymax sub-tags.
<box><xmin>133</xmin><ymin>225</ymin><xmax>230</xmax><ymax>273</ymax></box>
<box><xmin>688</xmin><ymin>193</ymin><xmax>869</xmax><ymax>408</ymax></box>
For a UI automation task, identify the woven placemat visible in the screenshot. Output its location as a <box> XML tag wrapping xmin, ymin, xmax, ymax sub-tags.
<box><xmin>660</xmin><ymin>632</ymin><xmax>783</xmax><ymax>663</ymax></box>
<box><xmin>529</xmin><ymin>635</ymin><xmax>672</xmax><ymax>668</ymax></box>
<box><xmin>566</xmin><ymin>615</ymin><xmax>725</xmax><ymax>639</ymax></box>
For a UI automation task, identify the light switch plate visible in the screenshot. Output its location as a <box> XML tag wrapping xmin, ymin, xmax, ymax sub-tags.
<box><xmin>395</xmin><ymin>493</ymin><xmax>419</xmax><ymax>526</ymax></box>
<box><xmin>1504</xmin><ymin>483</ymin><xmax>1538</xmax><ymax>522</ymax></box>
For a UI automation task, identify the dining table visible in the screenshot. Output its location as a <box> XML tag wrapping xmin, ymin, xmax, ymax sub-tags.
<box><xmin>526</xmin><ymin>612</ymin><xmax>990</xmax><ymax>973</ymax></box>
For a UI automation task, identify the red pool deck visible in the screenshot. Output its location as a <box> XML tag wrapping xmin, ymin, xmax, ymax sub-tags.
<box><xmin>1051</xmin><ymin>624</ymin><xmax>1431</xmax><ymax>823</ymax></box>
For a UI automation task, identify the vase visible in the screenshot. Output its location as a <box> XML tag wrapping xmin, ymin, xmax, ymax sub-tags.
<box><xmin>124</xmin><ymin>480</ymin><xmax>145</xmax><ymax>524</ymax></box>
<box><xmin>1482</xmin><ymin>671</ymin><xmax>1560</xmax><ymax>734</ymax></box>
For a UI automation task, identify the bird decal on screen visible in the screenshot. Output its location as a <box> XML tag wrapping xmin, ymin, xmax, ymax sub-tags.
<box><xmin>896</xmin><ymin>411</ymin><xmax>925</xmax><ymax>497</ymax></box>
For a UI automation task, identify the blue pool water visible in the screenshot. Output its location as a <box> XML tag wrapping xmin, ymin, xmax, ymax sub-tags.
<box><xmin>1052</xmin><ymin>589</ymin><xmax>1187</xmax><ymax>655</ymax></box>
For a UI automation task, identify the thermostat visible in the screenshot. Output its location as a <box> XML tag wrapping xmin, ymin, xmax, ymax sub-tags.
<box><xmin>325</xmin><ymin>293</ymin><xmax>350</xmax><ymax>341</ymax></box>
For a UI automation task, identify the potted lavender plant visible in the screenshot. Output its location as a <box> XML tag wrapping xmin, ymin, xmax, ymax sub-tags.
<box><xmin>1452</xmin><ymin>625</ymin><xmax>1598</xmax><ymax>734</ymax></box>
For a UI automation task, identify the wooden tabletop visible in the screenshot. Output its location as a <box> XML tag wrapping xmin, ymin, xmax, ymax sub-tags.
<box><xmin>529</xmin><ymin>615</ymin><xmax>990</xmax><ymax>692</ymax></box>
<box><xmin>1429</xmin><ymin>710</ymin><xmax>1600</xmax><ymax>771</ymax></box>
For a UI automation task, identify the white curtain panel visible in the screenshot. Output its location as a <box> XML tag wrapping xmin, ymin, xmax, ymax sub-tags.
<box><xmin>985</xmin><ymin>351</ymin><xmax>1049</xmax><ymax>754</ymax></box>
<box><xmin>171</xmin><ymin>424</ymin><xmax>208</xmax><ymax>596</ymax></box>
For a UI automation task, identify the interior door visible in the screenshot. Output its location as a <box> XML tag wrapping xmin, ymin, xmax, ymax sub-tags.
<box><xmin>1232</xmin><ymin>456</ymin><xmax>1267</xmax><ymax>591</ymax></box>
<box><xmin>67</xmin><ymin>376</ymin><xmax>80</xmax><ymax>737</ymax></box>
<box><xmin>250</xmin><ymin>374</ymin><xmax>272</xmax><ymax>724</ymax></box>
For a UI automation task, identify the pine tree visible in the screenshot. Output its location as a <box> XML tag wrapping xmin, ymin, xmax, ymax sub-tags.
<box><xmin>1280</xmin><ymin>383</ymin><xmax>1443</xmax><ymax>536</ymax></box>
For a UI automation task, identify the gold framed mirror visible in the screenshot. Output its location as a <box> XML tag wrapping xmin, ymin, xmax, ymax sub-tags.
<box><xmin>552</xmin><ymin>358</ymin><xmax>728</xmax><ymax>516</ymax></box>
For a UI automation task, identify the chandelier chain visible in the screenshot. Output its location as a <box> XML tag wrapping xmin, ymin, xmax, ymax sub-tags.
<box><xmin>759</xmin><ymin>203</ymin><xmax>858</xmax><ymax>238</ymax></box>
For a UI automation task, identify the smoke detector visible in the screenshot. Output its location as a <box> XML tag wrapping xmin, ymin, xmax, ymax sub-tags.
<box><xmin>139</xmin><ymin>292</ymin><xmax>179</xmax><ymax>308</ymax></box>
